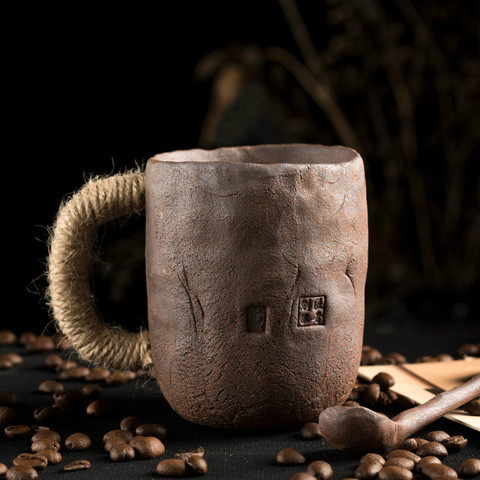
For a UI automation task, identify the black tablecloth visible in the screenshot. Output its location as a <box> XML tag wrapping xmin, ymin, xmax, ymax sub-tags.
<box><xmin>1</xmin><ymin>331</ymin><xmax>479</xmax><ymax>479</ymax></box>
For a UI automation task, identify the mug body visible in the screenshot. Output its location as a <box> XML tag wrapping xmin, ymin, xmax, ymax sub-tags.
<box><xmin>145</xmin><ymin>144</ymin><xmax>368</xmax><ymax>429</ymax></box>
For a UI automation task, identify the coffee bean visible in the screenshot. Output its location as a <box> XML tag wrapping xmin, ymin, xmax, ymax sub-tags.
<box><xmin>383</xmin><ymin>352</ymin><xmax>407</xmax><ymax>364</ymax></box>
<box><xmin>25</xmin><ymin>335</ymin><xmax>55</xmax><ymax>353</ymax></box>
<box><xmin>38</xmin><ymin>380</ymin><xmax>64</xmax><ymax>394</ymax></box>
<box><xmin>424</xmin><ymin>431</ymin><xmax>450</xmax><ymax>442</ymax></box>
<box><xmin>5</xmin><ymin>465</ymin><xmax>39</xmax><ymax>480</ymax></box>
<box><xmin>0</xmin><ymin>353</ymin><xmax>23</xmax><ymax>365</ymax></box>
<box><xmin>344</xmin><ymin>401</ymin><xmax>361</xmax><ymax>407</ymax></box>
<box><xmin>416</xmin><ymin>441</ymin><xmax>448</xmax><ymax>458</ymax></box>
<box><xmin>422</xmin><ymin>463</ymin><xmax>458</xmax><ymax>479</ymax></box>
<box><xmin>387</xmin><ymin>438</ymin><xmax>417</xmax><ymax>452</ymax></box>
<box><xmin>33</xmin><ymin>405</ymin><xmax>61</xmax><ymax>422</ymax></box>
<box><xmin>105</xmin><ymin>370</ymin><xmax>136</xmax><ymax>386</ymax></box>
<box><xmin>371</xmin><ymin>372</ymin><xmax>395</xmax><ymax>391</ymax></box>
<box><xmin>361</xmin><ymin>347</ymin><xmax>382</xmax><ymax>365</ymax></box>
<box><xmin>82</xmin><ymin>383</ymin><xmax>103</xmax><ymax>398</ymax></box>
<box><xmin>458</xmin><ymin>458</ymin><xmax>480</xmax><ymax>477</ymax></box>
<box><xmin>55</xmin><ymin>360</ymin><xmax>77</xmax><ymax>373</ymax></box>
<box><xmin>31</xmin><ymin>429</ymin><xmax>62</xmax><ymax>443</ymax></box>
<box><xmin>377</xmin><ymin>391</ymin><xmax>398</xmax><ymax>409</ymax></box>
<box><xmin>416</xmin><ymin>355</ymin><xmax>434</xmax><ymax>363</ymax></box>
<box><xmin>186</xmin><ymin>455</ymin><xmax>208</xmax><ymax>475</ymax></box>
<box><xmin>63</xmin><ymin>460</ymin><xmax>91</xmax><ymax>471</ymax></box>
<box><xmin>103</xmin><ymin>429</ymin><xmax>133</xmax><ymax>443</ymax></box>
<box><xmin>36</xmin><ymin>448</ymin><xmax>62</xmax><ymax>464</ymax></box>
<box><xmin>130</xmin><ymin>435</ymin><xmax>165</xmax><ymax>459</ymax></box>
<box><xmin>276</xmin><ymin>447</ymin><xmax>305</xmax><ymax>465</ymax></box>
<box><xmin>414</xmin><ymin>437</ymin><xmax>429</xmax><ymax>446</ymax></box>
<box><xmin>362</xmin><ymin>383</ymin><xmax>381</xmax><ymax>406</ymax></box>
<box><xmin>85</xmin><ymin>366</ymin><xmax>111</xmax><ymax>381</ymax></box>
<box><xmin>300</xmin><ymin>422</ymin><xmax>322</xmax><ymax>440</ymax></box>
<box><xmin>434</xmin><ymin>353</ymin><xmax>454</xmax><ymax>362</ymax></box>
<box><xmin>86</xmin><ymin>399</ymin><xmax>111</xmax><ymax>416</ymax></box>
<box><xmin>135</xmin><ymin>422</ymin><xmax>167</xmax><ymax>439</ymax></box>
<box><xmin>385</xmin><ymin>450</ymin><xmax>420</xmax><ymax>464</ymax></box>
<box><xmin>53</xmin><ymin>334</ymin><xmax>72</xmax><ymax>351</ymax></box>
<box><xmin>53</xmin><ymin>390</ymin><xmax>84</xmax><ymax>413</ymax></box>
<box><xmin>347</xmin><ymin>389</ymin><xmax>360</xmax><ymax>402</ymax></box>
<box><xmin>378</xmin><ymin>466</ymin><xmax>413</xmax><ymax>480</ymax></box>
<box><xmin>174</xmin><ymin>447</ymin><xmax>205</xmax><ymax>460</ymax></box>
<box><xmin>156</xmin><ymin>459</ymin><xmax>188</xmax><ymax>476</ymax></box>
<box><xmin>0</xmin><ymin>463</ymin><xmax>7</xmax><ymax>475</ymax></box>
<box><xmin>58</xmin><ymin>365</ymin><xmax>90</xmax><ymax>380</ymax></box>
<box><xmin>120</xmin><ymin>415</ymin><xmax>143</xmax><ymax>432</ymax></box>
<box><xmin>0</xmin><ymin>406</ymin><xmax>19</xmax><ymax>426</ymax></box>
<box><xmin>31</xmin><ymin>438</ymin><xmax>61</xmax><ymax>452</ymax></box>
<box><xmin>289</xmin><ymin>474</ymin><xmax>316</xmax><ymax>480</ymax></box>
<box><xmin>0</xmin><ymin>357</ymin><xmax>14</xmax><ymax>369</ymax></box>
<box><xmin>307</xmin><ymin>460</ymin><xmax>333</xmax><ymax>480</ymax></box>
<box><xmin>18</xmin><ymin>332</ymin><xmax>37</xmax><ymax>346</ymax></box>
<box><xmin>0</xmin><ymin>390</ymin><xmax>18</xmax><ymax>406</ymax></box>
<box><xmin>360</xmin><ymin>453</ymin><xmax>385</xmax><ymax>465</ymax></box>
<box><xmin>463</xmin><ymin>398</ymin><xmax>480</xmax><ymax>415</ymax></box>
<box><xmin>109</xmin><ymin>442</ymin><xmax>135</xmax><ymax>461</ymax></box>
<box><xmin>0</xmin><ymin>329</ymin><xmax>17</xmax><ymax>345</ymax></box>
<box><xmin>12</xmin><ymin>453</ymin><xmax>48</xmax><ymax>471</ymax></box>
<box><xmin>104</xmin><ymin>438</ymin><xmax>130</xmax><ymax>453</ymax></box>
<box><xmin>5</xmin><ymin>425</ymin><xmax>32</xmax><ymax>439</ymax></box>
<box><xmin>355</xmin><ymin>461</ymin><xmax>383</xmax><ymax>479</ymax></box>
<box><xmin>458</xmin><ymin>343</ymin><xmax>480</xmax><ymax>356</ymax></box>
<box><xmin>65</xmin><ymin>432</ymin><xmax>91</xmax><ymax>451</ymax></box>
<box><xmin>396</xmin><ymin>395</ymin><xmax>416</xmax><ymax>411</ymax></box>
<box><xmin>384</xmin><ymin>458</ymin><xmax>415</xmax><ymax>471</ymax></box>
<box><xmin>44</xmin><ymin>354</ymin><xmax>63</xmax><ymax>368</ymax></box>
<box><xmin>416</xmin><ymin>456</ymin><xmax>442</xmax><ymax>474</ymax></box>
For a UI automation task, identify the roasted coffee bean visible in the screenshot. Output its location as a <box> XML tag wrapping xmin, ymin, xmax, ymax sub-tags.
<box><xmin>0</xmin><ymin>353</ymin><xmax>23</xmax><ymax>365</ymax></box>
<box><xmin>36</xmin><ymin>448</ymin><xmax>62</xmax><ymax>464</ymax></box>
<box><xmin>186</xmin><ymin>455</ymin><xmax>208</xmax><ymax>475</ymax></box>
<box><xmin>344</xmin><ymin>400</ymin><xmax>361</xmax><ymax>407</ymax></box>
<box><xmin>44</xmin><ymin>354</ymin><xmax>63</xmax><ymax>368</ymax></box>
<box><xmin>5</xmin><ymin>425</ymin><xmax>32</xmax><ymax>439</ymax></box>
<box><xmin>384</xmin><ymin>458</ymin><xmax>415</xmax><ymax>471</ymax></box>
<box><xmin>5</xmin><ymin>465</ymin><xmax>39</xmax><ymax>480</ymax></box>
<box><xmin>361</xmin><ymin>347</ymin><xmax>382</xmax><ymax>365</ymax></box>
<box><xmin>289</xmin><ymin>474</ymin><xmax>317</xmax><ymax>480</ymax></box>
<box><xmin>18</xmin><ymin>332</ymin><xmax>37</xmax><ymax>346</ymax></box>
<box><xmin>64</xmin><ymin>460</ymin><xmax>91</xmax><ymax>471</ymax></box>
<box><xmin>0</xmin><ymin>357</ymin><xmax>14</xmax><ymax>369</ymax></box>
<box><xmin>55</xmin><ymin>360</ymin><xmax>77</xmax><ymax>373</ymax></box>
<box><xmin>458</xmin><ymin>458</ymin><xmax>480</xmax><ymax>477</ymax></box>
<box><xmin>53</xmin><ymin>334</ymin><xmax>72</xmax><ymax>351</ymax></box>
<box><xmin>276</xmin><ymin>447</ymin><xmax>306</xmax><ymax>465</ymax></box>
<box><xmin>174</xmin><ymin>447</ymin><xmax>205</xmax><ymax>460</ymax></box>
<box><xmin>424</xmin><ymin>431</ymin><xmax>450</xmax><ymax>442</ymax></box>
<box><xmin>103</xmin><ymin>429</ymin><xmax>133</xmax><ymax>443</ymax></box>
<box><xmin>38</xmin><ymin>380</ymin><xmax>64</xmax><ymax>394</ymax></box>
<box><xmin>414</xmin><ymin>437</ymin><xmax>429</xmax><ymax>446</ymax></box>
<box><xmin>458</xmin><ymin>343</ymin><xmax>480</xmax><ymax>356</ymax></box>
<box><xmin>360</xmin><ymin>453</ymin><xmax>385</xmax><ymax>465</ymax></box>
<box><xmin>31</xmin><ymin>429</ymin><xmax>62</xmax><ymax>443</ymax></box>
<box><xmin>33</xmin><ymin>405</ymin><xmax>61</xmax><ymax>422</ymax></box>
<box><xmin>355</xmin><ymin>461</ymin><xmax>383</xmax><ymax>479</ymax></box>
<box><xmin>378</xmin><ymin>466</ymin><xmax>413</xmax><ymax>480</ymax></box>
<box><xmin>385</xmin><ymin>450</ymin><xmax>420</xmax><ymax>464</ymax></box>
<box><xmin>383</xmin><ymin>352</ymin><xmax>407</xmax><ymax>364</ymax></box>
<box><xmin>362</xmin><ymin>383</ymin><xmax>381</xmax><ymax>406</ymax></box>
<box><xmin>371</xmin><ymin>372</ymin><xmax>395</xmax><ymax>391</ymax></box>
<box><xmin>0</xmin><ymin>390</ymin><xmax>18</xmax><ymax>406</ymax></box>
<box><xmin>105</xmin><ymin>370</ymin><xmax>136</xmax><ymax>386</ymax></box>
<box><xmin>109</xmin><ymin>442</ymin><xmax>135</xmax><ymax>461</ymax></box>
<box><xmin>82</xmin><ymin>383</ymin><xmax>103</xmax><ymax>398</ymax></box>
<box><xmin>387</xmin><ymin>438</ymin><xmax>417</xmax><ymax>452</ymax></box>
<box><xmin>0</xmin><ymin>463</ymin><xmax>7</xmax><ymax>475</ymax></box>
<box><xmin>347</xmin><ymin>389</ymin><xmax>360</xmax><ymax>401</ymax></box>
<box><xmin>85</xmin><ymin>366</ymin><xmax>111</xmax><ymax>381</ymax></box>
<box><xmin>65</xmin><ymin>432</ymin><xmax>91</xmax><ymax>451</ymax></box>
<box><xmin>0</xmin><ymin>406</ymin><xmax>19</xmax><ymax>426</ymax></box>
<box><xmin>0</xmin><ymin>329</ymin><xmax>16</xmax><ymax>345</ymax></box>
<box><xmin>300</xmin><ymin>421</ymin><xmax>322</xmax><ymax>440</ymax></box>
<box><xmin>53</xmin><ymin>390</ymin><xmax>84</xmax><ymax>413</ymax></box>
<box><xmin>12</xmin><ymin>453</ymin><xmax>48</xmax><ymax>471</ymax></box>
<box><xmin>377</xmin><ymin>390</ymin><xmax>398</xmax><ymax>409</ymax></box>
<box><xmin>306</xmin><ymin>460</ymin><xmax>333</xmax><ymax>480</ymax></box>
<box><xmin>396</xmin><ymin>395</ymin><xmax>416</xmax><ymax>411</ymax></box>
<box><xmin>463</xmin><ymin>398</ymin><xmax>480</xmax><ymax>415</ymax></box>
<box><xmin>86</xmin><ymin>399</ymin><xmax>111</xmax><ymax>416</ymax></box>
<box><xmin>58</xmin><ymin>365</ymin><xmax>90</xmax><ymax>380</ymax></box>
<box><xmin>416</xmin><ymin>456</ymin><xmax>442</xmax><ymax>474</ymax></box>
<box><xmin>31</xmin><ymin>438</ymin><xmax>61</xmax><ymax>452</ymax></box>
<box><xmin>416</xmin><ymin>441</ymin><xmax>448</xmax><ymax>458</ymax></box>
<box><xmin>104</xmin><ymin>438</ymin><xmax>129</xmax><ymax>453</ymax></box>
<box><xmin>26</xmin><ymin>335</ymin><xmax>55</xmax><ymax>353</ymax></box>
<box><xmin>421</xmin><ymin>463</ymin><xmax>458</xmax><ymax>479</ymax></box>
<box><xmin>416</xmin><ymin>355</ymin><xmax>434</xmax><ymax>363</ymax></box>
<box><xmin>135</xmin><ymin>422</ymin><xmax>167</xmax><ymax>439</ymax></box>
<box><xmin>120</xmin><ymin>415</ymin><xmax>143</xmax><ymax>432</ymax></box>
<box><xmin>156</xmin><ymin>458</ymin><xmax>188</xmax><ymax>477</ymax></box>
<box><xmin>434</xmin><ymin>353</ymin><xmax>454</xmax><ymax>362</ymax></box>
<box><xmin>130</xmin><ymin>435</ymin><xmax>165</xmax><ymax>459</ymax></box>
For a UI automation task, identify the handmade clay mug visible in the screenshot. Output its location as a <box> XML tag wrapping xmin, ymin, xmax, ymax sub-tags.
<box><xmin>47</xmin><ymin>144</ymin><xmax>368</xmax><ymax>429</ymax></box>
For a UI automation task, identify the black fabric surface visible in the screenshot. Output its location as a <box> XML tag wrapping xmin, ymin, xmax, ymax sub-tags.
<box><xmin>1</xmin><ymin>331</ymin><xmax>479</xmax><ymax>479</ymax></box>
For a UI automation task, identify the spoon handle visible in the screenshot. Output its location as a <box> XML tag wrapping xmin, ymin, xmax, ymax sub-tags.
<box><xmin>393</xmin><ymin>373</ymin><xmax>480</xmax><ymax>438</ymax></box>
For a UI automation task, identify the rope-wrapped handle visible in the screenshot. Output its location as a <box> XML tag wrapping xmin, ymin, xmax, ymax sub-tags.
<box><xmin>47</xmin><ymin>170</ymin><xmax>152</xmax><ymax>372</ymax></box>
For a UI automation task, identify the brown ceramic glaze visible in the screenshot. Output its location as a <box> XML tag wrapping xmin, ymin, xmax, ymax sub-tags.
<box><xmin>145</xmin><ymin>144</ymin><xmax>368</xmax><ymax>429</ymax></box>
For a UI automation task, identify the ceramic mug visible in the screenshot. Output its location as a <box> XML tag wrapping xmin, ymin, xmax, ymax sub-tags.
<box><xmin>47</xmin><ymin>144</ymin><xmax>368</xmax><ymax>429</ymax></box>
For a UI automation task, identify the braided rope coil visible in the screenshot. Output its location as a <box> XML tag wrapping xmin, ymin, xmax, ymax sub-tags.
<box><xmin>46</xmin><ymin>170</ymin><xmax>152</xmax><ymax>372</ymax></box>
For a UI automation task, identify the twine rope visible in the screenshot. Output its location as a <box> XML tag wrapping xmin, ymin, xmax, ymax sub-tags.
<box><xmin>47</xmin><ymin>170</ymin><xmax>152</xmax><ymax>372</ymax></box>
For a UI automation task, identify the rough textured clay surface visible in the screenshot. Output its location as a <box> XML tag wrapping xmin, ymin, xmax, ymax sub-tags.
<box><xmin>145</xmin><ymin>144</ymin><xmax>368</xmax><ymax>429</ymax></box>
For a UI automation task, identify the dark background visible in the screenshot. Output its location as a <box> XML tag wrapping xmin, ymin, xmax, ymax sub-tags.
<box><xmin>5</xmin><ymin>1</ymin><xmax>479</xmax><ymax>339</ymax></box>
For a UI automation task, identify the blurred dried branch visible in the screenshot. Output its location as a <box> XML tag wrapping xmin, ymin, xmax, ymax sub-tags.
<box><xmin>195</xmin><ymin>0</ymin><xmax>480</xmax><ymax>326</ymax></box>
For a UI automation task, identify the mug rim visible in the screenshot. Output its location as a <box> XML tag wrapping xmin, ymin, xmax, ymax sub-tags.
<box><xmin>149</xmin><ymin>143</ymin><xmax>359</xmax><ymax>166</ymax></box>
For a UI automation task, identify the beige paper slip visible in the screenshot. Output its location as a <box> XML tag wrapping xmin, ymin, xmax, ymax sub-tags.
<box><xmin>358</xmin><ymin>358</ymin><xmax>480</xmax><ymax>432</ymax></box>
